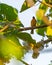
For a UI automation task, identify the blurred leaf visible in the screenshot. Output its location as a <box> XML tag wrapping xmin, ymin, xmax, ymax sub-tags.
<box><xmin>49</xmin><ymin>60</ymin><xmax>52</xmax><ymax>65</ymax></box>
<box><xmin>39</xmin><ymin>0</ymin><xmax>48</xmax><ymax>11</ymax></box>
<box><xmin>36</xmin><ymin>9</ymin><xmax>45</xmax><ymax>20</ymax></box>
<box><xmin>45</xmin><ymin>0</ymin><xmax>52</xmax><ymax>4</ymax></box>
<box><xmin>46</xmin><ymin>26</ymin><xmax>52</xmax><ymax>36</ymax></box>
<box><xmin>13</xmin><ymin>19</ymin><xmax>24</xmax><ymax>28</ymax></box>
<box><xmin>47</xmin><ymin>13</ymin><xmax>52</xmax><ymax>17</ymax></box>
<box><xmin>0</xmin><ymin>55</ymin><xmax>10</xmax><ymax>63</ymax></box>
<box><xmin>0</xmin><ymin>59</ymin><xmax>4</xmax><ymax>65</ymax></box>
<box><xmin>4</xmin><ymin>32</ymin><xmax>21</xmax><ymax>46</ymax></box>
<box><xmin>47</xmin><ymin>36</ymin><xmax>52</xmax><ymax>39</ymax></box>
<box><xmin>36</xmin><ymin>27</ymin><xmax>46</xmax><ymax>36</ymax></box>
<box><xmin>49</xmin><ymin>8</ymin><xmax>52</xmax><ymax>13</ymax></box>
<box><xmin>20</xmin><ymin>1</ymin><xmax>29</xmax><ymax>12</ymax></box>
<box><xmin>26</xmin><ymin>0</ymin><xmax>35</xmax><ymax>7</ymax></box>
<box><xmin>20</xmin><ymin>0</ymin><xmax>37</xmax><ymax>12</ymax></box>
<box><xmin>17</xmin><ymin>32</ymin><xmax>36</xmax><ymax>44</ymax></box>
<box><xmin>42</xmin><ymin>16</ymin><xmax>50</xmax><ymax>25</ymax></box>
<box><xmin>0</xmin><ymin>15</ymin><xmax>3</xmax><ymax>21</ymax></box>
<box><xmin>39</xmin><ymin>4</ymin><xmax>48</xmax><ymax>11</ymax></box>
<box><xmin>0</xmin><ymin>35</ymin><xmax>24</xmax><ymax>61</ymax></box>
<box><xmin>0</xmin><ymin>3</ymin><xmax>18</xmax><ymax>21</ymax></box>
<box><xmin>37</xmin><ymin>0</ymin><xmax>48</xmax><ymax>21</ymax></box>
<box><xmin>36</xmin><ymin>20</ymin><xmax>46</xmax><ymax>36</ymax></box>
<box><xmin>33</xmin><ymin>0</ymin><xmax>37</xmax><ymax>3</ymax></box>
<box><xmin>45</xmin><ymin>0</ymin><xmax>49</xmax><ymax>3</ymax></box>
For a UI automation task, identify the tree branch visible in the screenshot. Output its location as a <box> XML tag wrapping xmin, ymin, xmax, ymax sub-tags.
<box><xmin>37</xmin><ymin>39</ymin><xmax>52</xmax><ymax>45</ymax></box>
<box><xmin>18</xmin><ymin>24</ymin><xmax>52</xmax><ymax>31</ymax></box>
<box><xmin>44</xmin><ymin>39</ymin><xmax>52</xmax><ymax>44</ymax></box>
<box><xmin>37</xmin><ymin>0</ymin><xmax>52</xmax><ymax>8</ymax></box>
<box><xmin>34</xmin><ymin>39</ymin><xmax>52</xmax><ymax>51</ymax></box>
<box><xmin>0</xmin><ymin>24</ymin><xmax>52</xmax><ymax>32</ymax></box>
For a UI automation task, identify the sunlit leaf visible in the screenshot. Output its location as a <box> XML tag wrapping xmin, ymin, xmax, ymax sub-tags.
<box><xmin>0</xmin><ymin>35</ymin><xmax>24</xmax><ymax>61</ymax></box>
<box><xmin>4</xmin><ymin>32</ymin><xmax>21</xmax><ymax>46</ymax></box>
<box><xmin>36</xmin><ymin>0</ymin><xmax>48</xmax><ymax>21</ymax></box>
<box><xmin>36</xmin><ymin>9</ymin><xmax>45</xmax><ymax>20</ymax></box>
<box><xmin>39</xmin><ymin>0</ymin><xmax>48</xmax><ymax>11</ymax></box>
<box><xmin>46</xmin><ymin>26</ymin><xmax>52</xmax><ymax>36</ymax></box>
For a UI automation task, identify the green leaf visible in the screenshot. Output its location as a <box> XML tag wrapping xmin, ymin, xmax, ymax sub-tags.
<box><xmin>36</xmin><ymin>28</ymin><xmax>46</xmax><ymax>36</ymax></box>
<box><xmin>36</xmin><ymin>20</ymin><xmax>47</xmax><ymax>36</ymax></box>
<box><xmin>0</xmin><ymin>3</ymin><xmax>18</xmax><ymax>21</ymax></box>
<box><xmin>0</xmin><ymin>15</ymin><xmax>3</xmax><ymax>21</ymax></box>
<box><xmin>33</xmin><ymin>0</ymin><xmax>37</xmax><ymax>3</ymax></box>
<box><xmin>0</xmin><ymin>35</ymin><xmax>24</xmax><ymax>61</ymax></box>
<box><xmin>47</xmin><ymin>36</ymin><xmax>52</xmax><ymax>39</ymax></box>
<box><xmin>39</xmin><ymin>3</ymin><xmax>48</xmax><ymax>12</ymax></box>
<box><xmin>4</xmin><ymin>32</ymin><xmax>21</xmax><ymax>46</ymax></box>
<box><xmin>45</xmin><ymin>0</ymin><xmax>52</xmax><ymax>4</ymax></box>
<box><xmin>49</xmin><ymin>8</ymin><xmax>52</xmax><ymax>13</ymax></box>
<box><xmin>20</xmin><ymin>0</ymin><xmax>37</xmax><ymax>12</ymax></box>
<box><xmin>20</xmin><ymin>1</ymin><xmax>29</xmax><ymax>12</ymax></box>
<box><xmin>45</xmin><ymin>0</ymin><xmax>49</xmax><ymax>3</ymax></box>
<box><xmin>17</xmin><ymin>32</ymin><xmax>36</xmax><ymax>44</ymax></box>
<box><xmin>13</xmin><ymin>19</ymin><xmax>24</xmax><ymax>28</ymax></box>
<box><xmin>47</xmin><ymin>13</ymin><xmax>52</xmax><ymax>17</ymax></box>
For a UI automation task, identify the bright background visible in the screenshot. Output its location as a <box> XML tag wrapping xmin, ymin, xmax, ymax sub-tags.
<box><xmin>0</xmin><ymin>0</ymin><xmax>52</xmax><ymax>65</ymax></box>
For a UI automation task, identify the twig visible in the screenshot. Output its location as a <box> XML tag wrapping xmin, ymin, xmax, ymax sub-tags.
<box><xmin>44</xmin><ymin>39</ymin><xmax>52</xmax><ymax>44</ymax></box>
<box><xmin>0</xmin><ymin>23</ymin><xmax>15</xmax><ymax>32</ymax></box>
<box><xmin>37</xmin><ymin>0</ymin><xmax>52</xmax><ymax>8</ymax></box>
<box><xmin>0</xmin><ymin>24</ymin><xmax>9</xmax><ymax>32</ymax></box>
<box><xmin>20</xmin><ymin>59</ymin><xmax>29</xmax><ymax>65</ymax></box>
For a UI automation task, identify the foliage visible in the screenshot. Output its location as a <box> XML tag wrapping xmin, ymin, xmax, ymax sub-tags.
<box><xmin>0</xmin><ymin>0</ymin><xmax>52</xmax><ymax>65</ymax></box>
<box><xmin>49</xmin><ymin>60</ymin><xmax>52</xmax><ymax>65</ymax></box>
<box><xmin>0</xmin><ymin>3</ymin><xmax>18</xmax><ymax>21</ymax></box>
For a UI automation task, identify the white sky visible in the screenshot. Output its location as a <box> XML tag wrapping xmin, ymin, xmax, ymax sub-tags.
<box><xmin>0</xmin><ymin>0</ymin><xmax>52</xmax><ymax>65</ymax></box>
